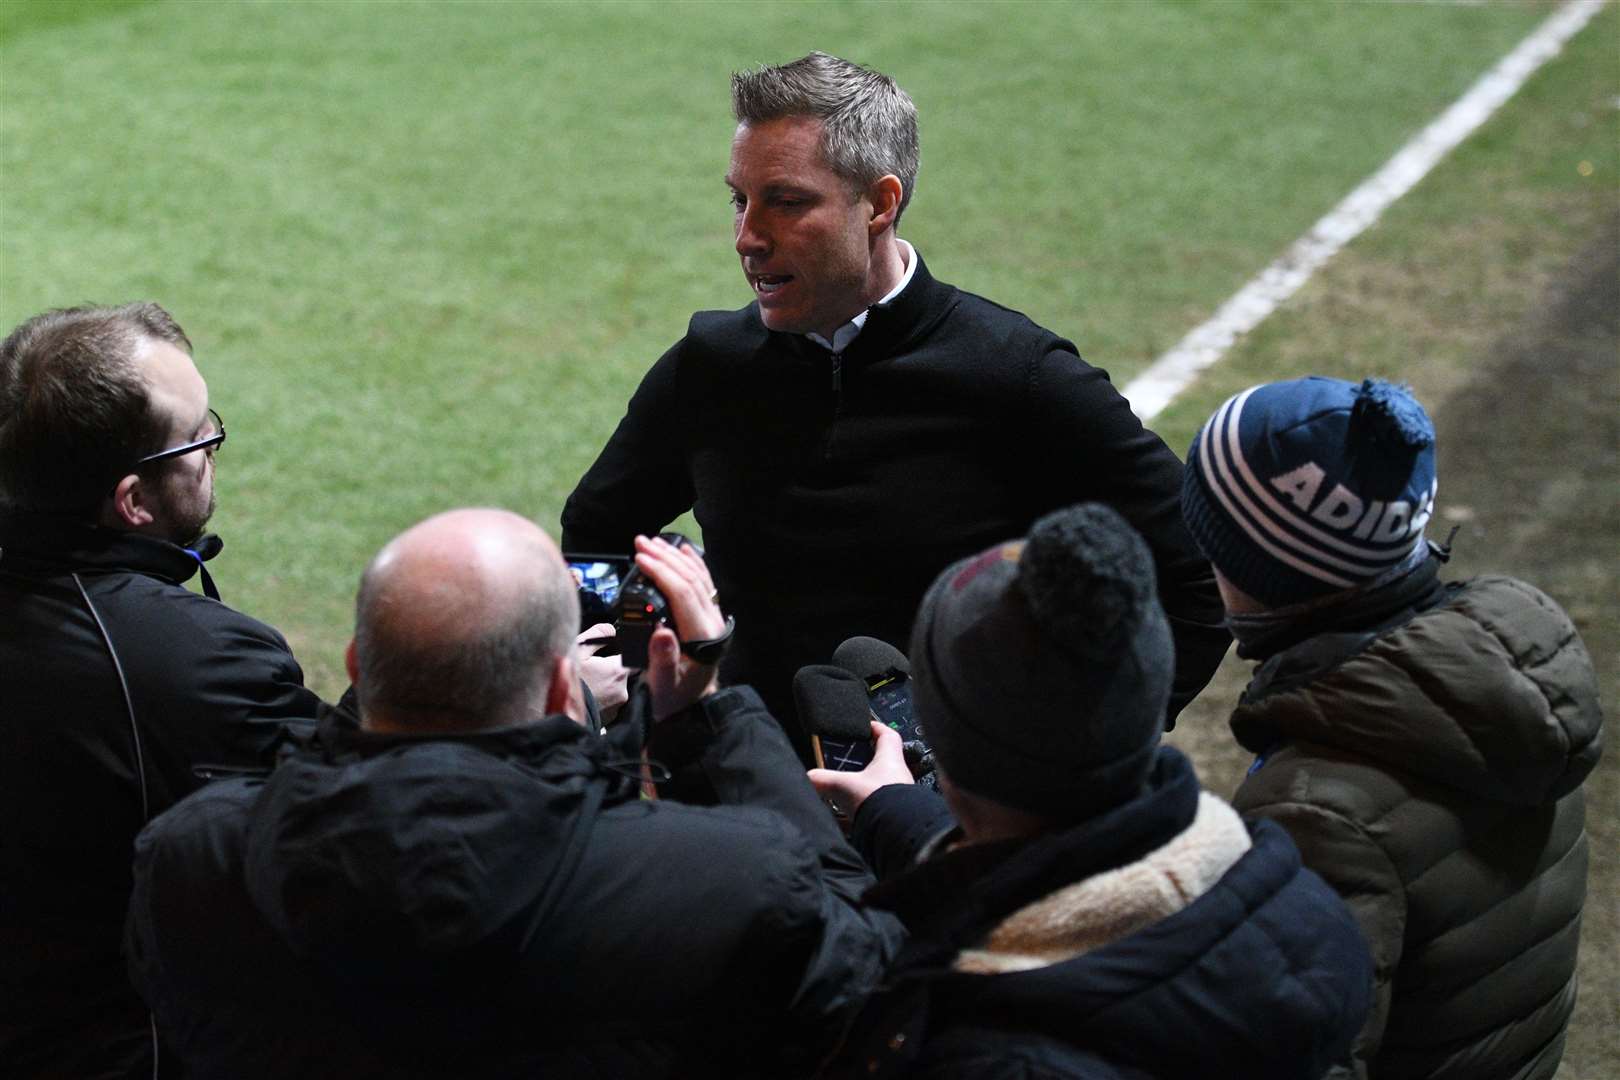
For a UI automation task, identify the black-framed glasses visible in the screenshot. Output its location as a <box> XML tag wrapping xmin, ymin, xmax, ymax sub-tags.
<box><xmin>135</xmin><ymin>408</ymin><xmax>226</xmax><ymax>466</ymax></box>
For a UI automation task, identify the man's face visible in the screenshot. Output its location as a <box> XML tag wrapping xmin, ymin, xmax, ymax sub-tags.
<box><xmin>139</xmin><ymin>339</ymin><xmax>217</xmax><ymax>545</ymax></box>
<box><xmin>727</xmin><ymin>116</ymin><xmax>879</xmax><ymax>339</ymax></box>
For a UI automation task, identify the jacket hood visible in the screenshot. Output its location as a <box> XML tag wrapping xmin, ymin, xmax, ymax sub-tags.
<box><xmin>241</xmin><ymin>710</ymin><xmax>622</xmax><ymax>1035</ymax></box>
<box><xmin>1234</xmin><ymin>575</ymin><xmax>1603</xmax><ymax>805</ymax></box>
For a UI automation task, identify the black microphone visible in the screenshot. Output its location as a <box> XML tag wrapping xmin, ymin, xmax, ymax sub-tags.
<box><xmin>831</xmin><ymin>636</ymin><xmax>909</xmax><ymax>683</ymax></box>
<box><xmin>793</xmin><ymin>665</ymin><xmax>872</xmax><ymax>742</ymax></box>
<box><xmin>793</xmin><ymin>664</ymin><xmax>876</xmax><ymax>771</ymax></box>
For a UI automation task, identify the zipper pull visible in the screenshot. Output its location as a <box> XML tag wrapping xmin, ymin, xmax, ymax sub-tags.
<box><xmin>831</xmin><ymin>353</ymin><xmax>843</xmax><ymax>393</ymax></box>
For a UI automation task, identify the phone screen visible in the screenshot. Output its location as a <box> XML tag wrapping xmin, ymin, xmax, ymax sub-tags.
<box><xmin>815</xmin><ymin>671</ymin><xmax>936</xmax><ymax>789</ymax></box>
<box><xmin>867</xmin><ymin>674</ymin><xmax>920</xmax><ymax>742</ymax></box>
<box><xmin>565</xmin><ymin>554</ymin><xmax>632</xmax><ymax>631</ymax></box>
<box><xmin>815</xmin><ymin>672</ymin><xmax>919</xmax><ymax>771</ymax></box>
<box><xmin>814</xmin><ymin>735</ymin><xmax>875</xmax><ymax>771</ymax></box>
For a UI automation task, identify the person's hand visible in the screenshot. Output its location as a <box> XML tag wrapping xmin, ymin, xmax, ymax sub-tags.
<box><xmin>576</xmin><ymin>623</ymin><xmax>629</xmax><ymax>723</ymax></box>
<box><xmin>633</xmin><ymin>535</ymin><xmax>725</xmax><ymax>720</ymax></box>
<box><xmin>807</xmin><ymin>721</ymin><xmax>913</xmax><ymax>822</ymax></box>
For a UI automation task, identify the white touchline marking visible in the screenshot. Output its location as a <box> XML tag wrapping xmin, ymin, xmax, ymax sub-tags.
<box><xmin>1122</xmin><ymin>0</ymin><xmax>1608</xmax><ymax>422</ymax></box>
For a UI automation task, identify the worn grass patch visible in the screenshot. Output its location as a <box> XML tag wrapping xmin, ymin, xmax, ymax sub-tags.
<box><xmin>1151</xmin><ymin>2</ymin><xmax>1619</xmax><ymax>455</ymax></box>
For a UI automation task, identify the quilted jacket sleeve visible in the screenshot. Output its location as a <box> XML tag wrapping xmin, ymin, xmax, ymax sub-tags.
<box><xmin>1232</xmin><ymin>791</ymin><xmax>1402</xmax><ymax>1079</ymax></box>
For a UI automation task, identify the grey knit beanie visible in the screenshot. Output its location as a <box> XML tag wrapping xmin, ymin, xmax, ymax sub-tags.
<box><xmin>909</xmin><ymin>503</ymin><xmax>1172</xmax><ymax>820</ymax></box>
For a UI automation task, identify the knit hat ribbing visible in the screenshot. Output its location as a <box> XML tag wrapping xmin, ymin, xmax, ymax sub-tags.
<box><xmin>1181</xmin><ymin>377</ymin><xmax>1437</xmax><ymax>608</ymax></box>
<box><xmin>909</xmin><ymin>504</ymin><xmax>1172</xmax><ymax>820</ymax></box>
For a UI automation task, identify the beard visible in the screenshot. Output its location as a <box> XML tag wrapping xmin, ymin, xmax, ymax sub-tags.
<box><xmin>154</xmin><ymin>475</ymin><xmax>216</xmax><ymax>547</ymax></box>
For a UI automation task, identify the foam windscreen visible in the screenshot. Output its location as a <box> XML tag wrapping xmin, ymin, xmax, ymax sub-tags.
<box><xmin>792</xmin><ymin>664</ymin><xmax>874</xmax><ymax>741</ymax></box>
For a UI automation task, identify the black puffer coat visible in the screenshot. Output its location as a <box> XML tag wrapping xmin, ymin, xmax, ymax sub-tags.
<box><xmin>125</xmin><ymin>688</ymin><xmax>904</xmax><ymax>1078</ymax></box>
<box><xmin>827</xmin><ymin>748</ymin><xmax>1372</xmax><ymax>1079</ymax></box>
<box><xmin>1230</xmin><ymin>575</ymin><xmax>1603</xmax><ymax>1080</ymax></box>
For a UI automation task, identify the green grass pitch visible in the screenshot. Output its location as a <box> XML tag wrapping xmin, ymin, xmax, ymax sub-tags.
<box><xmin>1</xmin><ymin>0</ymin><xmax>1610</xmax><ymax>693</ymax></box>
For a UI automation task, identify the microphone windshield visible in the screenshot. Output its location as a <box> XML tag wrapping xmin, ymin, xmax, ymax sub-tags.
<box><xmin>792</xmin><ymin>664</ymin><xmax>873</xmax><ymax>741</ymax></box>
<box><xmin>831</xmin><ymin>636</ymin><xmax>910</xmax><ymax>684</ymax></box>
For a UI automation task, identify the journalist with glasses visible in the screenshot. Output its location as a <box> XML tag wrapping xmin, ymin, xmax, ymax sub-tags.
<box><xmin>0</xmin><ymin>304</ymin><xmax>324</xmax><ymax>1079</ymax></box>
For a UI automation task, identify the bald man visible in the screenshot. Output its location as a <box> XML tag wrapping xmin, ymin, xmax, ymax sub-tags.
<box><xmin>125</xmin><ymin>509</ymin><xmax>903</xmax><ymax>1079</ymax></box>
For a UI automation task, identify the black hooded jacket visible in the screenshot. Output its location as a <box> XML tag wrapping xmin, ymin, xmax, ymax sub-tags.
<box><xmin>125</xmin><ymin>687</ymin><xmax>905</xmax><ymax>1078</ymax></box>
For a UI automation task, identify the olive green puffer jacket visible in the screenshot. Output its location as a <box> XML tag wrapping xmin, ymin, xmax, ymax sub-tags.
<box><xmin>1229</xmin><ymin>575</ymin><xmax>1603</xmax><ymax>1080</ymax></box>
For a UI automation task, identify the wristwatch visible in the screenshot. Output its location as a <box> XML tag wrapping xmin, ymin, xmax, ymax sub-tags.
<box><xmin>679</xmin><ymin>615</ymin><xmax>735</xmax><ymax>665</ymax></box>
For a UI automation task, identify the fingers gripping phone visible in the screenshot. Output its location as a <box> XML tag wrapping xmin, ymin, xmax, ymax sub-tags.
<box><xmin>797</xmin><ymin>638</ymin><xmax>937</xmax><ymax>788</ymax></box>
<box><xmin>813</xmin><ymin>669</ymin><xmax>926</xmax><ymax>771</ymax></box>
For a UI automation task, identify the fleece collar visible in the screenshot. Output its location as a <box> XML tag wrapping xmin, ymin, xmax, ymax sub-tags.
<box><xmin>805</xmin><ymin>239</ymin><xmax>920</xmax><ymax>353</ymax></box>
<box><xmin>865</xmin><ymin>747</ymin><xmax>1202</xmax><ymax>947</ymax></box>
<box><xmin>761</xmin><ymin>251</ymin><xmax>961</xmax><ymax>375</ymax></box>
<box><xmin>954</xmin><ymin>792</ymin><xmax>1251</xmax><ymax>974</ymax></box>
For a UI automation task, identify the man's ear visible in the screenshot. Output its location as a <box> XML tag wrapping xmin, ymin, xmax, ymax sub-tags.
<box><xmin>867</xmin><ymin>174</ymin><xmax>904</xmax><ymax>236</ymax></box>
<box><xmin>104</xmin><ymin>472</ymin><xmax>155</xmax><ymax>530</ymax></box>
<box><xmin>546</xmin><ymin>652</ymin><xmax>586</xmax><ymax>725</ymax></box>
<box><xmin>344</xmin><ymin>639</ymin><xmax>360</xmax><ymax>686</ymax></box>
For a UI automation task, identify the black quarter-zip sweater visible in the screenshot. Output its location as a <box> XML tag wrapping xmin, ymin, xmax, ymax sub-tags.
<box><xmin>562</xmin><ymin>256</ymin><xmax>1229</xmax><ymax>747</ymax></box>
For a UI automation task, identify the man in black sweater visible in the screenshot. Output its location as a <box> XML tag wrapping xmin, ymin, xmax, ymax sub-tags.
<box><xmin>563</xmin><ymin>52</ymin><xmax>1227</xmax><ymax>752</ymax></box>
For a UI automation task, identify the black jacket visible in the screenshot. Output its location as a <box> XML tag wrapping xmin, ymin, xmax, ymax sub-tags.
<box><xmin>125</xmin><ymin>687</ymin><xmax>906</xmax><ymax>1078</ymax></box>
<box><xmin>828</xmin><ymin>749</ymin><xmax>1372</xmax><ymax>1079</ymax></box>
<box><xmin>0</xmin><ymin>509</ymin><xmax>321</xmax><ymax>1079</ymax></box>
<box><xmin>561</xmin><ymin>256</ymin><xmax>1229</xmax><ymax>743</ymax></box>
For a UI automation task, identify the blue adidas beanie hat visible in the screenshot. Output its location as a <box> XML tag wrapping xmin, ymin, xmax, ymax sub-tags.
<box><xmin>1182</xmin><ymin>377</ymin><xmax>1437</xmax><ymax>608</ymax></box>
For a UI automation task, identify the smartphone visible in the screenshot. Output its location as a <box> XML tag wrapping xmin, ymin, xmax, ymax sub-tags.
<box><xmin>867</xmin><ymin>671</ymin><xmax>917</xmax><ymax>736</ymax></box>
<box><xmin>813</xmin><ymin>670</ymin><xmax>935</xmax><ymax>787</ymax></box>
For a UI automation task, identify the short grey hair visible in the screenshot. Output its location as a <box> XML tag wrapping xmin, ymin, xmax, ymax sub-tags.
<box><xmin>353</xmin><ymin>551</ymin><xmax>579</xmax><ymax>730</ymax></box>
<box><xmin>732</xmin><ymin>51</ymin><xmax>919</xmax><ymax>222</ymax></box>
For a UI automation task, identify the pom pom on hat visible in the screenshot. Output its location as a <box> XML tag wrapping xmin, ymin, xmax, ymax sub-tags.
<box><xmin>1017</xmin><ymin>503</ymin><xmax>1159</xmax><ymax>662</ymax></box>
<box><xmin>1346</xmin><ymin>378</ymin><xmax>1435</xmax><ymax>499</ymax></box>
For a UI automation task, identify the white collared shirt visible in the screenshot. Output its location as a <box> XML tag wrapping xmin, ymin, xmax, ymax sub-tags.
<box><xmin>805</xmin><ymin>239</ymin><xmax>918</xmax><ymax>354</ymax></box>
